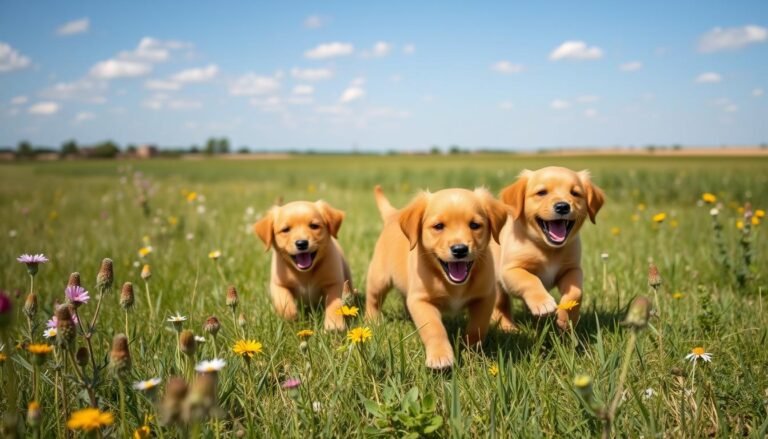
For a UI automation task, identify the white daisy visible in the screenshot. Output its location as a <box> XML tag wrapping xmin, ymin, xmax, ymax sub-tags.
<box><xmin>643</xmin><ymin>388</ymin><xmax>656</xmax><ymax>400</ymax></box>
<box><xmin>195</xmin><ymin>358</ymin><xmax>226</xmax><ymax>373</ymax></box>
<box><xmin>685</xmin><ymin>347</ymin><xmax>712</xmax><ymax>363</ymax></box>
<box><xmin>43</xmin><ymin>328</ymin><xmax>57</xmax><ymax>339</ymax></box>
<box><xmin>133</xmin><ymin>377</ymin><xmax>162</xmax><ymax>391</ymax></box>
<box><xmin>167</xmin><ymin>313</ymin><xmax>188</xmax><ymax>323</ymax></box>
<box><xmin>194</xmin><ymin>336</ymin><xmax>206</xmax><ymax>344</ymax></box>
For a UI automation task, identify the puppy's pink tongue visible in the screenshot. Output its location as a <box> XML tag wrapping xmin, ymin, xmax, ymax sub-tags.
<box><xmin>295</xmin><ymin>252</ymin><xmax>313</xmax><ymax>269</ymax></box>
<box><xmin>548</xmin><ymin>220</ymin><xmax>568</xmax><ymax>242</ymax></box>
<box><xmin>447</xmin><ymin>262</ymin><xmax>469</xmax><ymax>283</ymax></box>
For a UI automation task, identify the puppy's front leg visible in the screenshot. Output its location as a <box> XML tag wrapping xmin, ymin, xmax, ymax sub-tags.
<box><xmin>501</xmin><ymin>267</ymin><xmax>557</xmax><ymax>316</ymax></box>
<box><xmin>270</xmin><ymin>284</ymin><xmax>298</xmax><ymax>321</ymax></box>
<box><xmin>555</xmin><ymin>268</ymin><xmax>583</xmax><ymax>331</ymax></box>
<box><xmin>323</xmin><ymin>283</ymin><xmax>346</xmax><ymax>331</ymax></box>
<box><xmin>407</xmin><ymin>295</ymin><xmax>453</xmax><ymax>369</ymax></box>
<box><xmin>465</xmin><ymin>294</ymin><xmax>496</xmax><ymax>347</ymax></box>
<box><xmin>491</xmin><ymin>285</ymin><xmax>518</xmax><ymax>332</ymax></box>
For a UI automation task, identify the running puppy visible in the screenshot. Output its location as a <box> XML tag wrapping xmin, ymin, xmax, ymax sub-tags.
<box><xmin>492</xmin><ymin>166</ymin><xmax>604</xmax><ymax>331</ymax></box>
<box><xmin>254</xmin><ymin>200</ymin><xmax>351</xmax><ymax>331</ymax></box>
<box><xmin>366</xmin><ymin>186</ymin><xmax>507</xmax><ymax>369</ymax></box>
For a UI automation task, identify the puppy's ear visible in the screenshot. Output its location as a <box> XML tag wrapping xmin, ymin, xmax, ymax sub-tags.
<box><xmin>399</xmin><ymin>193</ymin><xmax>428</xmax><ymax>250</ymax></box>
<box><xmin>316</xmin><ymin>201</ymin><xmax>345</xmax><ymax>238</ymax></box>
<box><xmin>475</xmin><ymin>188</ymin><xmax>509</xmax><ymax>244</ymax></box>
<box><xmin>499</xmin><ymin>170</ymin><xmax>530</xmax><ymax>220</ymax></box>
<box><xmin>253</xmin><ymin>209</ymin><xmax>274</xmax><ymax>250</ymax></box>
<box><xmin>579</xmin><ymin>170</ymin><xmax>605</xmax><ymax>224</ymax></box>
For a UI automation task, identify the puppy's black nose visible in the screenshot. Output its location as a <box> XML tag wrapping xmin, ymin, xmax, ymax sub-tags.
<box><xmin>554</xmin><ymin>202</ymin><xmax>570</xmax><ymax>215</ymax></box>
<box><xmin>295</xmin><ymin>240</ymin><xmax>309</xmax><ymax>251</ymax></box>
<box><xmin>450</xmin><ymin>244</ymin><xmax>469</xmax><ymax>259</ymax></box>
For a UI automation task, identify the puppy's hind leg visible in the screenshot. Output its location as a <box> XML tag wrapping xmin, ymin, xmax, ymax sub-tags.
<box><xmin>491</xmin><ymin>285</ymin><xmax>518</xmax><ymax>332</ymax></box>
<box><xmin>364</xmin><ymin>264</ymin><xmax>391</xmax><ymax>320</ymax></box>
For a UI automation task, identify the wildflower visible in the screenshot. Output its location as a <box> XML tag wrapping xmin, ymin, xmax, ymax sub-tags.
<box><xmin>203</xmin><ymin>316</ymin><xmax>221</xmax><ymax>337</ymax></box>
<box><xmin>179</xmin><ymin>330</ymin><xmax>197</xmax><ymax>357</ymax></box>
<box><xmin>141</xmin><ymin>264</ymin><xmax>152</xmax><ymax>281</ymax></box>
<box><xmin>167</xmin><ymin>313</ymin><xmax>187</xmax><ymax>332</ymax></box>
<box><xmin>312</xmin><ymin>401</ymin><xmax>322</xmax><ymax>413</ymax></box>
<box><xmin>756</xmin><ymin>209</ymin><xmax>766</xmax><ymax>218</ymax></box>
<box><xmin>600</xmin><ymin>252</ymin><xmax>609</xmax><ymax>261</ymax></box>
<box><xmin>133</xmin><ymin>377</ymin><xmax>162</xmax><ymax>392</ymax></box>
<box><xmin>67</xmin><ymin>272</ymin><xmax>81</xmax><ymax>287</ymax></box>
<box><xmin>109</xmin><ymin>334</ymin><xmax>132</xmax><ymax>378</ymax></box>
<box><xmin>195</xmin><ymin>335</ymin><xmax>206</xmax><ymax>344</ymax></box>
<box><xmin>17</xmin><ymin>253</ymin><xmax>48</xmax><ymax>276</ymax></box>
<box><xmin>160</xmin><ymin>376</ymin><xmax>188</xmax><ymax>426</ymax></box>
<box><xmin>55</xmin><ymin>306</ymin><xmax>76</xmax><ymax>350</ymax></box>
<box><xmin>232</xmin><ymin>340</ymin><xmax>263</xmax><ymax>358</ymax></box>
<box><xmin>636</xmin><ymin>203</ymin><xmax>646</xmax><ymax>211</ymax></box>
<box><xmin>336</xmin><ymin>305</ymin><xmax>359</xmax><ymax>317</ymax></box>
<box><xmin>752</xmin><ymin>216</ymin><xmax>760</xmax><ymax>226</ymax></box>
<box><xmin>652</xmin><ymin>213</ymin><xmax>666</xmax><ymax>223</ymax></box>
<box><xmin>647</xmin><ymin>263</ymin><xmax>662</xmax><ymax>289</ymax></box>
<box><xmin>0</xmin><ymin>291</ymin><xmax>12</xmax><ymax>329</ymax></box>
<box><xmin>299</xmin><ymin>341</ymin><xmax>309</xmax><ymax>353</ymax></box>
<box><xmin>65</xmin><ymin>285</ymin><xmax>90</xmax><ymax>307</ymax></box>
<box><xmin>134</xmin><ymin>425</ymin><xmax>151</xmax><ymax>439</ymax></box>
<box><xmin>685</xmin><ymin>347</ymin><xmax>712</xmax><ymax>363</ymax></box>
<box><xmin>24</xmin><ymin>293</ymin><xmax>38</xmax><ymax>318</ymax></box>
<box><xmin>621</xmin><ymin>296</ymin><xmax>651</xmax><ymax>330</ymax></box>
<box><xmin>281</xmin><ymin>378</ymin><xmax>301</xmax><ymax>390</ymax></box>
<box><xmin>573</xmin><ymin>374</ymin><xmax>593</xmax><ymax>397</ymax></box>
<box><xmin>346</xmin><ymin>326</ymin><xmax>372</xmax><ymax>344</ymax></box>
<box><xmin>120</xmin><ymin>282</ymin><xmax>134</xmax><ymax>310</ymax></box>
<box><xmin>709</xmin><ymin>208</ymin><xmax>719</xmax><ymax>217</ymax></box>
<box><xmin>43</xmin><ymin>328</ymin><xmax>57</xmax><ymax>338</ymax></box>
<box><xmin>672</xmin><ymin>292</ymin><xmax>684</xmax><ymax>300</ymax></box>
<box><xmin>557</xmin><ymin>300</ymin><xmax>579</xmax><ymax>311</ymax></box>
<box><xmin>186</xmin><ymin>191</ymin><xmax>198</xmax><ymax>202</ymax></box>
<box><xmin>96</xmin><ymin>258</ymin><xmax>114</xmax><ymax>293</ymax></box>
<box><xmin>195</xmin><ymin>358</ymin><xmax>226</xmax><ymax>373</ymax></box>
<box><xmin>168</xmin><ymin>216</ymin><xmax>179</xmax><ymax>226</ymax></box>
<box><xmin>27</xmin><ymin>401</ymin><xmax>42</xmax><ymax>427</ymax></box>
<box><xmin>27</xmin><ymin>343</ymin><xmax>54</xmax><ymax>365</ymax></box>
<box><xmin>238</xmin><ymin>313</ymin><xmax>247</xmax><ymax>328</ymax></box>
<box><xmin>643</xmin><ymin>388</ymin><xmax>656</xmax><ymax>399</ymax></box>
<box><xmin>0</xmin><ymin>352</ymin><xmax>6</xmax><ymax>363</ymax></box>
<box><xmin>208</xmin><ymin>250</ymin><xmax>222</xmax><ymax>260</ymax></box>
<box><xmin>488</xmin><ymin>363</ymin><xmax>499</xmax><ymax>377</ymax></box>
<box><xmin>226</xmin><ymin>285</ymin><xmax>239</xmax><ymax>308</ymax></box>
<box><xmin>297</xmin><ymin>329</ymin><xmax>315</xmax><ymax>338</ymax></box>
<box><xmin>736</xmin><ymin>220</ymin><xmax>744</xmax><ymax>230</ymax></box>
<box><xmin>138</xmin><ymin>246</ymin><xmax>153</xmax><ymax>258</ymax></box>
<box><xmin>701</xmin><ymin>193</ymin><xmax>717</xmax><ymax>204</ymax></box>
<box><xmin>47</xmin><ymin>312</ymin><xmax>79</xmax><ymax>328</ymax></box>
<box><xmin>66</xmin><ymin>408</ymin><xmax>114</xmax><ymax>432</ymax></box>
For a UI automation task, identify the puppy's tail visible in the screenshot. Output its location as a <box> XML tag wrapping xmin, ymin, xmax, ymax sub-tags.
<box><xmin>373</xmin><ymin>185</ymin><xmax>396</xmax><ymax>221</ymax></box>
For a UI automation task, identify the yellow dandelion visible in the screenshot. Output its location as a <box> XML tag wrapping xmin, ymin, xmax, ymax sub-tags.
<box><xmin>652</xmin><ymin>213</ymin><xmax>667</xmax><ymax>223</ymax></box>
<box><xmin>752</xmin><ymin>216</ymin><xmax>760</xmax><ymax>226</ymax></box>
<box><xmin>488</xmin><ymin>363</ymin><xmax>499</xmax><ymax>377</ymax></box>
<box><xmin>346</xmin><ymin>326</ymin><xmax>372</xmax><ymax>344</ymax></box>
<box><xmin>610</xmin><ymin>227</ymin><xmax>620</xmax><ymax>236</ymax></box>
<box><xmin>336</xmin><ymin>305</ymin><xmax>359</xmax><ymax>317</ymax></box>
<box><xmin>232</xmin><ymin>340</ymin><xmax>263</xmax><ymax>358</ymax></box>
<box><xmin>701</xmin><ymin>193</ymin><xmax>717</xmax><ymax>204</ymax></box>
<box><xmin>672</xmin><ymin>292</ymin><xmax>684</xmax><ymax>299</ymax></box>
<box><xmin>27</xmin><ymin>344</ymin><xmax>54</xmax><ymax>355</ymax></box>
<box><xmin>756</xmin><ymin>209</ymin><xmax>765</xmax><ymax>218</ymax></box>
<box><xmin>186</xmin><ymin>191</ymin><xmax>198</xmax><ymax>202</ymax></box>
<box><xmin>134</xmin><ymin>426</ymin><xmax>151</xmax><ymax>439</ymax></box>
<box><xmin>67</xmin><ymin>408</ymin><xmax>114</xmax><ymax>432</ymax></box>
<box><xmin>557</xmin><ymin>300</ymin><xmax>579</xmax><ymax>311</ymax></box>
<box><xmin>208</xmin><ymin>250</ymin><xmax>222</xmax><ymax>260</ymax></box>
<box><xmin>138</xmin><ymin>246</ymin><xmax>153</xmax><ymax>258</ymax></box>
<box><xmin>736</xmin><ymin>220</ymin><xmax>744</xmax><ymax>230</ymax></box>
<box><xmin>297</xmin><ymin>329</ymin><xmax>315</xmax><ymax>338</ymax></box>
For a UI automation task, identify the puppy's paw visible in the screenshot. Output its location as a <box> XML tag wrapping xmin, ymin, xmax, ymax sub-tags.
<box><xmin>524</xmin><ymin>292</ymin><xmax>557</xmax><ymax>316</ymax></box>
<box><xmin>323</xmin><ymin>316</ymin><xmax>346</xmax><ymax>332</ymax></box>
<box><xmin>424</xmin><ymin>343</ymin><xmax>454</xmax><ymax>370</ymax></box>
<box><xmin>491</xmin><ymin>310</ymin><xmax>519</xmax><ymax>333</ymax></box>
<box><xmin>556</xmin><ymin>309</ymin><xmax>579</xmax><ymax>331</ymax></box>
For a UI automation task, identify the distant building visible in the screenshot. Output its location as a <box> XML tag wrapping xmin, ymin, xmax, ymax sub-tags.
<box><xmin>137</xmin><ymin>144</ymin><xmax>158</xmax><ymax>159</ymax></box>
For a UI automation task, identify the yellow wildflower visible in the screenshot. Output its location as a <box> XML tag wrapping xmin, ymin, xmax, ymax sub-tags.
<box><xmin>736</xmin><ymin>220</ymin><xmax>744</xmax><ymax>230</ymax></box>
<box><xmin>134</xmin><ymin>426</ymin><xmax>151</xmax><ymax>439</ymax></box>
<box><xmin>67</xmin><ymin>408</ymin><xmax>114</xmax><ymax>432</ymax></box>
<box><xmin>637</xmin><ymin>203</ymin><xmax>646</xmax><ymax>211</ymax></box>
<box><xmin>557</xmin><ymin>300</ymin><xmax>579</xmax><ymax>311</ymax></box>
<box><xmin>186</xmin><ymin>191</ymin><xmax>198</xmax><ymax>202</ymax></box>
<box><xmin>138</xmin><ymin>246</ymin><xmax>153</xmax><ymax>258</ymax></box>
<box><xmin>0</xmin><ymin>353</ymin><xmax>7</xmax><ymax>362</ymax></box>
<box><xmin>27</xmin><ymin>344</ymin><xmax>54</xmax><ymax>355</ymax></box>
<box><xmin>755</xmin><ymin>209</ymin><xmax>765</xmax><ymax>218</ymax></box>
<box><xmin>167</xmin><ymin>216</ymin><xmax>179</xmax><ymax>226</ymax></box>
<box><xmin>297</xmin><ymin>329</ymin><xmax>315</xmax><ymax>338</ymax></box>
<box><xmin>701</xmin><ymin>193</ymin><xmax>717</xmax><ymax>204</ymax></box>
<box><xmin>610</xmin><ymin>227</ymin><xmax>620</xmax><ymax>236</ymax></box>
<box><xmin>672</xmin><ymin>292</ymin><xmax>684</xmax><ymax>300</ymax></box>
<box><xmin>232</xmin><ymin>340</ymin><xmax>263</xmax><ymax>358</ymax></box>
<box><xmin>488</xmin><ymin>363</ymin><xmax>499</xmax><ymax>377</ymax></box>
<box><xmin>652</xmin><ymin>213</ymin><xmax>667</xmax><ymax>223</ymax></box>
<box><xmin>336</xmin><ymin>305</ymin><xmax>359</xmax><ymax>317</ymax></box>
<box><xmin>346</xmin><ymin>326</ymin><xmax>372</xmax><ymax>344</ymax></box>
<box><xmin>208</xmin><ymin>250</ymin><xmax>222</xmax><ymax>260</ymax></box>
<box><xmin>752</xmin><ymin>216</ymin><xmax>760</xmax><ymax>226</ymax></box>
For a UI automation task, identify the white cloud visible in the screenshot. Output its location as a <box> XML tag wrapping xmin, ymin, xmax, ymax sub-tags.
<box><xmin>695</xmin><ymin>72</ymin><xmax>722</xmax><ymax>84</ymax></box>
<box><xmin>491</xmin><ymin>61</ymin><xmax>524</xmax><ymax>74</ymax></box>
<box><xmin>498</xmin><ymin>101</ymin><xmax>514</xmax><ymax>111</ymax></box>
<box><xmin>304</xmin><ymin>15</ymin><xmax>328</xmax><ymax>29</ymax></box>
<box><xmin>143</xmin><ymin>93</ymin><xmax>202</xmax><ymax>110</ymax></box>
<box><xmin>723</xmin><ymin>104</ymin><xmax>738</xmax><ymax>112</ymax></box>
<box><xmin>340</xmin><ymin>86</ymin><xmax>365</xmax><ymax>103</ymax></box>
<box><xmin>43</xmin><ymin>79</ymin><xmax>108</xmax><ymax>103</ymax></box>
<box><xmin>584</xmin><ymin>108</ymin><xmax>598</xmax><ymax>118</ymax></box>
<box><xmin>576</xmin><ymin>95</ymin><xmax>600</xmax><ymax>103</ymax></box>
<box><xmin>363</xmin><ymin>41</ymin><xmax>392</xmax><ymax>58</ymax></box>
<box><xmin>56</xmin><ymin>18</ymin><xmax>89</xmax><ymax>36</ymax></box>
<box><xmin>229</xmin><ymin>73</ymin><xmax>281</xmax><ymax>96</ymax></box>
<box><xmin>75</xmin><ymin>111</ymin><xmax>95</xmax><ymax>122</ymax></box>
<box><xmin>29</xmin><ymin>102</ymin><xmax>60</xmax><ymax>115</ymax></box>
<box><xmin>145</xmin><ymin>79</ymin><xmax>181</xmax><ymax>91</ymax></box>
<box><xmin>698</xmin><ymin>25</ymin><xmax>767</xmax><ymax>53</ymax></box>
<box><xmin>549</xmin><ymin>41</ymin><xmax>604</xmax><ymax>61</ymax></box>
<box><xmin>550</xmin><ymin>99</ymin><xmax>571</xmax><ymax>110</ymax></box>
<box><xmin>10</xmin><ymin>96</ymin><xmax>28</xmax><ymax>105</ymax></box>
<box><xmin>402</xmin><ymin>43</ymin><xmax>416</xmax><ymax>55</ymax></box>
<box><xmin>290</xmin><ymin>67</ymin><xmax>333</xmax><ymax>81</ymax></box>
<box><xmin>90</xmin><ymin>59</ymin><xmax>152</xmax><ymax>79</ymax></box>
<box><xmin>350</xmin><ymin>77</ymin><xmax>365</xmax><ymax>86</ymax></box>
<box><xmin>619</xmin><ymin>61</ymin><xmax>643</xmax><ymax>72</ymax></box>
<box><xmin>0</xmin><ymin>42</ymin><xmax>31</xmax><ymax>72</ymax></box>
<box><xmin>171</xmin><ymin>64</ymin><xmax>219</xmax><ymax>83</ymax></box>
<box><xmin>293</xmin><ymin>85</ymin><xmax>314</xmax><ymax>95</ymax></box>
<box><xmin>119</xmin><ymin>37</ymin><xmax>191</xmax><ymax>63</ymax></box>
<box><xmin>752</xmin><ymin>88</ymin><xmax>764</xmax><ymax>97</ymax></box>
<box><xmin>305</xmin><ymin>42</ymin><xmax>354</xmax><ymax>59</ymax></box>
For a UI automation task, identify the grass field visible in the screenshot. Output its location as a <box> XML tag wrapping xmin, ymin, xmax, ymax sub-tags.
<box><xmin>1</xmin><ymin>154</ymin><xmax>767</xmax><ymax>438</ymax></box>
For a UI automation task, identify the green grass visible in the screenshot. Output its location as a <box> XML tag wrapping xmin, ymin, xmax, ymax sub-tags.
<box><xmin>1</xmin><ymin>154</ymin><xmax>766</xmax><ymax>437</ymax></box>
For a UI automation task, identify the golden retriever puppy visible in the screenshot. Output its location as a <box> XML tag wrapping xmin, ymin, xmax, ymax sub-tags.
<box><xmin>366</xmin><ymin>186</ymin><xmax>508</xmax><ymax>369</ymax></box>
<box><xmin>254</xmin><ymin>200</ymin><xmax>351</xmax><ymax>331</ymax></box>
<box><xmin>491</xmin><ymin>166</ymin><xmax>604</xmax><ymax>331</ymax></box>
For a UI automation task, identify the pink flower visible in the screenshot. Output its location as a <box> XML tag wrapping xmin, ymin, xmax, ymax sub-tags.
<box><xmin>281</xmin><ymin>378</ymin><xmax>301</xmax><ymax>390</ymax></box>
<box><xmin>17</xmin><ymin>254</ymin><xmax>49</xmax><ymax>264</ymax></box>
<box><xmin>65</xmin><ymin>286</ymin><xmax>90</xmax><ymax>307</ymax></box>
<box><xmin>47</xmin><ymin>313</ymin><xmax>79</xmax><ymax>328</ymax></box>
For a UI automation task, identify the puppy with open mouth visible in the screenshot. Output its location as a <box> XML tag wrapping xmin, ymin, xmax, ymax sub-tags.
<box><xmin>365</xmin><ymin>186</ymin><xmax>507</xmax><ymax>369</ymax></box>
<box><xmin>492</xmin><ymin>166</ymin><xmax>604</xmax><ymax>331</ymax></box>
<box><xmin>254</xmin><ymin>200</ymin><xmax>351</xmax><ymax>331</ymax></box>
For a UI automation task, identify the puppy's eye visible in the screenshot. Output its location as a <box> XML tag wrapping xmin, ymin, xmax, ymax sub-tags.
<box><xmin>536</xmin><ymin>189</ymin><xmax>548</xmax><ymax>197</ymax></box>
<box><xmin>280</xmin><ymin>226</ymin><xmax>290</xmax><ymax>233</ymax></box>
<box><xmin>309</xmin><ymin>223</ymin><xmax>320</xmax><ymax>230</ymax></box>
<box><xmin>433</xmin><ymin>223</ymin><xmax>444</xmax><ymax>231</ymax></box>
<box><xmin>571</xmin><ymin>190</ymin><xmax>582</xmax><ymax>197</ymax></box>
<box><xmin>469</xmin><ymin>221</ymin><xmax>481</xmax><ymax>230</ymax></box>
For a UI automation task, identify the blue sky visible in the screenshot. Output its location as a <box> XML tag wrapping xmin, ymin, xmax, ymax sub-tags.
<box><xmin>0</xmin><ymin>1</ymin><xmax>766</xmax><ymax>151</ymax></box>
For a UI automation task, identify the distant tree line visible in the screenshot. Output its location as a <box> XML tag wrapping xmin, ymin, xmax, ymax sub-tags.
<box><xmin>1</xmin><ymin>137</ymin><xmax>237</xmax><ymax>160</ymax></box>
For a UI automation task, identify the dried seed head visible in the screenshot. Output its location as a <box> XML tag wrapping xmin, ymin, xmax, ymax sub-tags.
<box><xmin>622</xmin><ymin>296</ymin><xmax>652</xmax><ymax>330</ymax></box>
<box><xmin>237</xmin><ymin>313</ymin><xmax>247</xmax><ymax>328</ymax></box>
<box><xmin>183</xmin><ymin>371</ymin><xmax>219</xmax><ymax>423</ymax></box>
<box><xmin>341</xmin><ymin>280</ymin><xmax>356</xmax><ymax>307</ymax></box>
<box><xmin>744</xmin><ymin>202</ymin><xmax>753</xmax><ymax>220</ymax></box>
<box><xmin>141</xmin><ymin>264</ymin><xmax>152</xmax><ymax>281</ymax></box>
<box><xmin>647</xmin><ymin>263</ymin><xmax>662</xmax><ymax>289</ymax></box>
<box><xmin>160</xmin><ymin>376</ymin><xmax>188</xmax><ymax>426</ymax></box>
<box><xmin>226</xmin><ymin>285</ymin><xmax>239</xmax><ymax>308</ymax></box>
<box><xmin>24</xmin><ymin>293</ymin><xmax>38</xmax><ymax>318</ymax></box>
<box><xmin>109</xmin><ymin>333</ymin><xmax>131</xmax><ymax>378</ymax></box>
<box><xmin>96</xmin><ymin>258</ymin><xmax>114</xmax><ymax>293</ymax></box>
<box><xmin>67</xmin><ymin>272</ymin><xmax>81</xmax><ymax>288</ymax></box>
<box><xmin>179</xmin><ymin>330</ymin><xmax>197</xmax><ymax>357</ymax></box>
<box><xmin>120</xmin><ymin>282</ymin><xmax>134</xmax><ymax>310</ymax></box>
<box><xmin>55</xmin><ymin>305</ymin><xmax>76</xmax><ymax>351</ymax></box>
<box><xmin>203</xmin><ymin>316</ymin><xmax>220</xmax><ymax>337</ymax></box>
<box><xmin>75</xmin><ymin>347</ymin><xmax>89</xmax><ymax>367</ymax></box>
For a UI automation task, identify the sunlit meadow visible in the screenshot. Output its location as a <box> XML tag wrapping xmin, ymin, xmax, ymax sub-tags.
<box><xmin>1</xmin><ymin>154</ymin><xmax>767</xmax><ymax>437</ymax></box>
